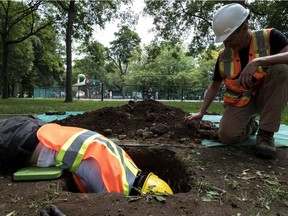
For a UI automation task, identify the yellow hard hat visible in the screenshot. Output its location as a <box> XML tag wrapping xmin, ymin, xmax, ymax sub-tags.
<box><xmin>141</xmin><ymin>172</ymin><xmax>173</xmax><ymax>195</ymax></box>
<box><xmin>212</xmin><ymin>3</ymin><xmax>249</xmax><ymax>43</ymax></box>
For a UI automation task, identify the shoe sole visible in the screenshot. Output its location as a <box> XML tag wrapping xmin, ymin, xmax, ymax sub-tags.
<box><xmin>254</xmin><ymin>145</ymin><xmax>276</xmax><ymax>159</ymax></box>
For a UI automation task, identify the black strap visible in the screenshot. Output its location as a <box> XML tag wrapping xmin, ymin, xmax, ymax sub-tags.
<box><xmin>129</xmin><ymin>172</ymin><xmax>148</xmax><ymax>195</ymax></box>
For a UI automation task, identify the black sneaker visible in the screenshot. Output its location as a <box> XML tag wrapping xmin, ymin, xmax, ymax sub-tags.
<box><xmin>254</xmin><ymin>129</ymin><xmax>276</xmax><ymax>159</ymax></box>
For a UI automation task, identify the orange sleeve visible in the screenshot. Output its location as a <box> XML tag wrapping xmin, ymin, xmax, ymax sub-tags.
<box><xmin>37</xmin><ymin>123</ymin><xmax>84</xmax><ymax>151</ymax></box>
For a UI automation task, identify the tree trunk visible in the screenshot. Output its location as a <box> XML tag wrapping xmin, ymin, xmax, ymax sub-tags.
<box><xmin>1</xmin><ymin>42</ymin><xmax>9</xmax><ymax>99</ymax></box>
<box><xmin>64</xmin><ymin>1</ymin><xmax>76</xmax><ymax>103</ymax></box>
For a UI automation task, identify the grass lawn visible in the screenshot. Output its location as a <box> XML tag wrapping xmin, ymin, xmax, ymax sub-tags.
<box><xmin>1</xmin><ymin>98</ymin><xmax>288</xmax><ymax>124</ymax></box>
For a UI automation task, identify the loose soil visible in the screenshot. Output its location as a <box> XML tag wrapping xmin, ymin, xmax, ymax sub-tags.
<box><xmin>1</xmin><ymin>100</ymin><xmax>288</xmax><ymax>216</ymax></box>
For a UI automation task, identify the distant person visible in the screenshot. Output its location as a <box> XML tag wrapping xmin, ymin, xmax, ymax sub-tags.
<box><xmin>109</xmin><ymin>90</ymin><xmax>113</xmax><ymax>99</ymax></box>
<box><xmin>155</xmin><ymin>91</ymin><xmax>159</xmax><ymax>100</ymax></box>
<box><xmin>148</xmin><ymin>87</ymin><xmax>153</xmax><ymax>99</ymax></box>
<box><xmin>185</xmin><ymin>3</ymin><xmax>288</xmax><ymax>159</ymax></box>
<box><xmin>0</xmin><ymin>116</ymin><xmax>173</xmax><ymax>195</ymax></box>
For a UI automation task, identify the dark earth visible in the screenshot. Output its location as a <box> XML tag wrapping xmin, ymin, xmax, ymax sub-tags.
<box><xmin>1</xmin><ymin>100</ymin><xmax>288</xmax><ymax>216</ymax></box>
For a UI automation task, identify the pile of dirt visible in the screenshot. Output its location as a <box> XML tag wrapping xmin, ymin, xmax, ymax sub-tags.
<box><xmin>1</xmin><ymin>100</ymin><xmax>288</xmax><ymax>216</ymax></box>
<box><xmin>53</xmin><ymin>100</ymin><xmax>219</xmax><ymax>144</ymax></box>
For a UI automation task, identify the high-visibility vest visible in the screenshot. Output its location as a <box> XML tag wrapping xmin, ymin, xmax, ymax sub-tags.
<box><xmin>219</xmin><ymin>29</ymin><xmax>272</xmax><ymax>107</ymax></box>
<box><xmin>37</xmin><ymin>123</ymin><xmax>140</xmax><ymax>196</ymax></box>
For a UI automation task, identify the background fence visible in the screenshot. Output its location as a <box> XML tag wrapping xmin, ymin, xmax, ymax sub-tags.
<box><xmin>33</xmin><ymin>84</ymin><xmax>224</xmax><ymax>101</ymax></box>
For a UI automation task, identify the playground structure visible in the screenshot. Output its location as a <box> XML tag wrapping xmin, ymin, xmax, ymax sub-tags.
<box><xmin>72</xmin><ymin>74</ymin><xmax>102</xmax><ymax>99</ymax></box>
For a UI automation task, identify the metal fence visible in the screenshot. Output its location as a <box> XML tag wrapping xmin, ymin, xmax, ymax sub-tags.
<box><xmin>33</xmin><ymin>84</ymin><xmax>224</xmax><ymax>101</ymax></box>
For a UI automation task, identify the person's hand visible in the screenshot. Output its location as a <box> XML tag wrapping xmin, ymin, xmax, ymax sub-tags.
<box><xmin>238</xmin><ymin>60</ymin><xmax>258</xmax><ymax>89</ymax></box>
<box><xmin>185</xmin><ymin>112</ymin><xmax>204</xmax><ymax>122</ymax></box>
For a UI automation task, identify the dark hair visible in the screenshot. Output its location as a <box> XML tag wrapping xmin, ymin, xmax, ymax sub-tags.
<box><xmin>244</xmin><ymin>14</ymin><xmax>250</xmax><ymax>24</ymax></box>
<box><xmin>129</xmin><ymin>172</ymin><xmax>148</xmax><ymax>195</ymax></box>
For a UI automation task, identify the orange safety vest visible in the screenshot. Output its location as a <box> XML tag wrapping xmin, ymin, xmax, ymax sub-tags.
<box><xmin>219</xmin><ymin>29</ymin><xmax>272</xmax><ymax>107</ymax></box>
<box><xmin>37</xmin><ymin>123</ymin><xmax>140</xmax><ymax>196</ymax></box>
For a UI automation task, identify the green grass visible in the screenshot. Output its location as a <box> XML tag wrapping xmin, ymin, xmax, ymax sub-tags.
<box><xmin>0</xmin><ymin>98</ymin><xmax>127</xmax><ymax>115</ymax></box>
<box><xmin>0</xmin><ymin>98</ymin><xmax>288</xmax><ymax>124</ymax></box>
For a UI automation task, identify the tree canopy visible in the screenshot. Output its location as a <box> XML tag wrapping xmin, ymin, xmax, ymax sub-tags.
<box><xmin>0</xmin><ymin>0</ymin><xmax>287</xmax><ymax>100</ymax></box>
<box><xmin>143</xmin><ymin>0</ymin><xmax>288</xmax><ymax>55</ymax></box>
<box><xmin>0</xmin><ymin>0</ymin><xmax>52</xmax><ymax>98</ymax></box>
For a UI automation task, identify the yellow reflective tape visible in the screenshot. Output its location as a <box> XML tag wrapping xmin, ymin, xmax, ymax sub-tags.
<box><xmin>56</xmin><ymin>130</ymin><xmax>88</xmax><ymax>167</ymax></box>
<box><xmin>258</xmin><ymin>67</ymin><xmax>264</xmax><ymax>73</ymax></box>
<box><xmin>224</xmin><ymin>92</ymin><xmax>238</xmax><ymax>99</ymax></box>
<box><xmin>70</xmin><ymin>133</ymin><xmax>101</xmax><ymax>172</ymax></box>
<box><xmin>104</xmin><ymin>138</ymin><xmax>129</xmax><ymax>188</ymax></box>
<box><xmin>263</xmin><ymin>30</ymin><xmax>270</xmax><ymax>55</ymax></box>
<box><xmin>95</xmin><ymin>135</ymin><xmax>135</xmax><ymax>195</ymax></box>
<box><xmin>119</xmin><ymin>148</ymin><xmax>139</xmax><ymax>195</ymax></box>
<box><xmin>92</xmin><ymin>136</ymin><xmax>125</xmax><ymax>175</ymax></box>
<box><xmin>124</xmin><ymin>156</ymin><xmax>139</xmax><ymax>175</ymax></box>
<box><xmin>225</xmin><ymin>92</ymin><xmax>249</xmax><ymax>100</ymax></box>
<box><xmin>253</xmin><ymin>33</ymin><xmax>259</xmax><ymax>58</ymax></box>
<box><xmin>220</xmin><ymin>62</ymin><xmax>224</xmax><ymax>73</ymax></box>
<box><xmin>230</xmin><ymin>60</ymin><xmax>234</xmax><ymax>76</ymax></box>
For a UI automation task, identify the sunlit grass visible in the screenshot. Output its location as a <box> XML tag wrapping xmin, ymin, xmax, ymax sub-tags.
<box><xmin>0</xmin><ymin>98</ymin><xmax>126</xmax><ymax>115</ymax></box>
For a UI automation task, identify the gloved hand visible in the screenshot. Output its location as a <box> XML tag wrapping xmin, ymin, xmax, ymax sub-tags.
<box><xmin>40</xmin><ymin>204</ymin><xmax>66</xmax><ymax>216</ymax></box>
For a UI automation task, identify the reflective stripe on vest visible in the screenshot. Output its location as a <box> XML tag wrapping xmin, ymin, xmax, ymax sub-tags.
<box><xmin>252</xmin><ymin>30</ymin><xmax>270</xmax><ymax>72</ymax></box>
<box><xmin>219</xmin><ymin>29</ymin><xmax>271</xmax><ymax>106</ymax></box>
<box><xmin>221</xmin><ymin>48</ymin><xmax>234</xmax><ymax>78</ymax></box>
<box><xmin>57</xmin><ymin>130</ymin><xmax>98</xmax><ymax>171</ymax></box>
<box><xmin>93</xmin><ymin>135</ymin><xmax>139</xmax><ymax>194</ymax></box>
<box><xmin>221</xmin><ymin>29</ymin><xmax>271</xmax><ymax>78</ymax></box>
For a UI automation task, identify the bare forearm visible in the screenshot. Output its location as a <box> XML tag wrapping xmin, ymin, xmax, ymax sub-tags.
<box><xmin>200</xmin><ymin>82</ymin><xmax>222</xmax><ymax>115</ymax></box>
<box><xmin>239</xmin><ymin>47</ymin><xmax>288</xmax><ymax>88</ymax></box>
<box><xmin>253</xmin><ymin>47</ymin><xmax>288</xmax><ymax>67</ymax></box>
<box><xmin>185</xmin><ymin>81</ymin><xmax>222</xmax><ymax>122</ymax></box>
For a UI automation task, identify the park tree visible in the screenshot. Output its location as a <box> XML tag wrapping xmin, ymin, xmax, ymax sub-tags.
<box><xmin>107</xmin><ymin>25</ymin><xmax>141</xmax><ymax>96</ymax></box>
<box><xmin>143</xmin><ymin>41</ymin><xmax>162</xmax><ymax>64</ymax></box>
<box><xmin>0</xmin><ymin>0</ymin><xmax>52</xmax><ymax>99</ymax></box>
<box><xmin>190</xmin><ymin>49</ymin><xmax>219</xmax><ymax>96</ymax></box>
<box><xmin>8</xmin><ymin>39</ymin><xmax>34</xmax><ymax>97</ymax></box>
<box><xmin>31</xmin><ymin>26</ymin><xmax>65</xmax><ymax>89</ymax></box>
<box><xmin>145</xmin><ymin>42</ymin><xmax>193</xmax><ymax>99</ymax></box>
<box><xmin>52</xmin><ymin>1</ymin><xmax>76</xmax><ymax>102</ymax></box>
<box><xmin>143</xmin><ymin>0</ymin><xmax>218</xmax><ymax>56</ymax></box>
<box><xmin>50</xmin><ymin>0</ymin><xmax>133</xmax><ymax>102</ymax></box>
<box><xmin>143</xmin><ymin>42</ymin><xmax>192</xmax><ymax>77</ymax></box>
<box><xmin>126</xmin><ymin>41</ymin><xmax>195</xmax><ymax>99</ymax></box>
<box><xmin>73</xmin><ymin>40</ymin><xmax>108</xmax><ymax>84</ymax></box>
<box><xmin>143</xmin><ymin>0</ymin><xmax>288</xmax><ymax>56</ymax></box>
<box><xmin>248</xmin><ymin>0</ymin><xmax>288</xmax><ymax>37</ymax></box>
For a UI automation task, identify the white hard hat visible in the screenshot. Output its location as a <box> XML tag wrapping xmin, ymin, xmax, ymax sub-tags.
<box><xmin>212</xmin><ymin>3</ymin><xmax>249</xmax><ymax>43</ymax></box>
